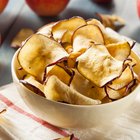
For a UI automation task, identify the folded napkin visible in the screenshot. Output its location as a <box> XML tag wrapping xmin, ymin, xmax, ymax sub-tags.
<box><xmin>0</xmin><ymin>83</ymin><xmax>140</xmax><ymax>140</ymax></box>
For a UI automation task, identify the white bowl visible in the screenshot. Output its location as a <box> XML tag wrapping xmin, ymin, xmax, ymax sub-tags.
<box><xmin>11</xmin><ymin>49</ymin><xmax>140</xmax><ymax>128</ymax></box>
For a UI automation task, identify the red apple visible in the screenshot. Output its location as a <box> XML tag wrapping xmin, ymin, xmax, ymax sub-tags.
<box><xmin>137</xmin><ymin>0</ymin><xmax>140</xmax><ymax>18</ymax></box>
<box><xmin>93</xmin><ymin>0</ymin><xmax>112</xmax><ymax>4</ymax></box>
<box><xmin>0</xmin><ymin>0</ymin><xmax>8</xmax><ymax>14</ymax></box>
<box><xmin>26</xmin><ymin>0</ymin><xmax>69</xmax><ymax>16</ymax></box>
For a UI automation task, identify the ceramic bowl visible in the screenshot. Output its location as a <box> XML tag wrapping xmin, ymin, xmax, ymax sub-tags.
<box><xmin>11</xmin><ymin>48</ymin><xmax>140</xmax><ymax>128</ymax></box>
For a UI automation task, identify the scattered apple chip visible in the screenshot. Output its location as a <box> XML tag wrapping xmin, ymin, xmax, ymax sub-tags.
<box><xmin>106</xmin><ymin>41</ymin><xmax>131</xmax><ymax>61</ymax></box>
<box><xmin>18</xmin><ymin>34</ymin><xmax>68</xmax><ymax>81</ymax></box>
<box><xmin>107</xmin><ymin>66</ymin><xmax>134</xmax><ymax>90</ymax></box>
<box><xmin>72</xmin><ymin>24</ymin><xmax>104</xmax><ymax>52</ymax></box>
<box><xmin>11</xmin><ymin>28</ymin><xmax>34</xmax><ymax>48</ymax></box>
<box><xmin>0</xmin><ymin>102</ymin><xmax>6</xmax><ymax>114</ymax></box>
<box><xmin>77</xmin><ymin>44</ymin><xmax>124</xmax><ymax>87</ymax></box>
<box><xmin>52</xmin><ymin>17</ymin><xmax>86</xmax><ymax>42</ymax></box>
<box><xmin>96</xmin><ymin>13</ymin><xmax>125</xmax><ymax>31</ymax></box>
<box><xmin>44</xmin><ymin>76</ymin><xmax>101</xmax><ymax>105</ymax></box>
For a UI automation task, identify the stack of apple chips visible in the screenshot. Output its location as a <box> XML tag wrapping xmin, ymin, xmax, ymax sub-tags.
<box><xmin>17</xmin><ymin>17</ymin><xmax>139</xmax><ymax>105</ymax></box>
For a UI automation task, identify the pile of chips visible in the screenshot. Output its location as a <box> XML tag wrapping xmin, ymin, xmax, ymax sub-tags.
<box><xmin>17</xmin><ymin>17</ymin><xmax>139</xmax><ymax>105</ymax></box>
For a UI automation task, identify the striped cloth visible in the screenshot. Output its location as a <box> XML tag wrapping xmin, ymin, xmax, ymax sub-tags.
<box><xmin>1</xmin><ymin>83</ymin><xmax>140</xmax><ymax>140</ymax></box>
<box><xmin>0</xmin><ymin>83</ymin><xmax>78</xmax><ymax>140</ymax></box>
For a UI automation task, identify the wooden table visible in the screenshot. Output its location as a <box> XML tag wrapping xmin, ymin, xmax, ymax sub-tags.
<box><xmin>0</xmin><ymin>0</ymin><xmax>139</xmax><ymax>86</ymax></box>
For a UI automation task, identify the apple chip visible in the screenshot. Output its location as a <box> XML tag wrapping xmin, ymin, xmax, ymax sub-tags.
<box><xmin>125</xmin><ymin>57</ymin><xmax>137</xmax><ymax>67</ymax></box>
<box><xmin>0</xmin><ymin>102</ymin><xmax>6</xmax><ymax>114</ymax></box>
<box><xmin>23</xmin><ymin>74</ymin><xmax>44</xmax><ymax>92</ymax></box>
<box><xmin>107</xmin><ymin>66</ymin><xmax>134</xmax><ymax>90</ymax></box>
<box><xmin>77</xmin><ymin>44</ymin><xmax>124</xmax><ymax>87</ymax></box>
<box><xmin>37</xmin><ymin>22</ymin><xmax>56</xmax><ymax>37</ymax></box>
<box><xmin>18</xmin><ymin>34</ymin><xmax>68</xmax><ymax>81</ymax></box>
<box><xmin>87</xmin><ymin>18</ymin><xmax>105</xmax><ymax>31</ymax></box>
<box><xmin>61</xmin><ymin>42</ymin><xmax>73</xmax><ymax>53</ymax></box>
<box><xmin>105</xmin><ymin>86</ymin><xmax>126</xmax><ymax>100</ymax></box>
<box><xmin>67</xmin><ymin>50</ymin><xmax>86</xmax><ymax>68</ymax></box>
<box><xmin>11</xmin><ymin>28</ymin><xmax>34</xmax><ymax>48</ymax></box>
<box><xmin>101</xmin><ymin>96</ymin><xmax>112</xmax><ymax>103</ymax></box>
<box><xmin>96</xmin><ymin>13</ymin><xmax>125</xmax><ymax>31</ymax></box>
<box><xmin>61</xmin><ymin>30</ymin><xmax>72</xmax><ymax>44</ymax></box>
<box><xmin>70</xmin><ymin>70</ymin><xmax>106</xmax><ymax>100</ymax></box>
<box><xmin>44</xmin><ymin>76</ymin><xmax>101</xmax><ymax>105</ymax></box>
<box><xmin>72</xmin><ymin>24</ymin><xmax>104</xmax><ymax>52</ymax></box>
<box><xmin>46</xmin><ymin>65</ymin><xmax>73</xmax><ymax>85</ymax></box>
<box><xmin>52</xmin><ymin>17</ymin><xmax>86</xmax><ymax>42</ymax></box>
<box><xmin>104</xmin><ymin>28</ymin><xmax>126</xmax><ymax>45</ymax></box>
<box><xmin>106</xmin><ymin>41</ymin><xmax>131</xmax><ymax>61</ymax></box>
<box><xmin>87</xmin><ymin>19</ymin><xmax>126</xmax><ymax>45</ymax></box>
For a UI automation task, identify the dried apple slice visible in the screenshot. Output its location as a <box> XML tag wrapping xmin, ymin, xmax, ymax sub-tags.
<box><xmin>105</xmin><ymin>86</ymin><xmax>126</xmax><ymax>100</ymax></box>
<box><xmin>87</xmin><ymin>19</ymin><xmax>125</xmax><ymax>45</ymax></box>
<box><xmin>77</xmin><ymin>44</ymin><xmax>124</xmax><ymax>87</ymax></box>
<box><xmin>23</xmin><ymin>74</ymin><xmax>44</xmax><ymax>92</ymax></box>
<box><xmin>11</xmin><ymin>28</ymin><xmax>34</xmax><ymax>48</ymax></box>
<box><xmin>106</xmin><ymin>41</ymin><xmax>131</xmax><ymax>61</ymax></box>
<box><xmin>70</xmin><ymin>70</ymin><xmax>106</xmax><ymax>100</ymax></box>
<box><xmin>37</xmin><ymin>22</ymin><xmax>56</xmax><ymax>37</ymax></box>
<box><xmin>0</xmin><ymin>102</ymin><xmax>6</xmax><ymax>114</ymax></box>
<box><xmin>61</xmin><ymin>30</ymin><xmax>72</xmax><ymax>44</ymax></box>
<box><xmin>104</xmin><ymin>28</ymin><xmax>125</xmax><ymax>45</ymax></box>
<box><xmin>44</xmin><ymin>76</ymin><xmax>101</xmax><ymax>105</ymax></box>
<box><xmin>107</xmin><ymin>66</ymin><xmax>134</xmax><ymax>90</ymax></box>
<box><xmin>101</xmin><ymin>96</ymin><xmax>112</xmax><ymax>103</ymax></box>
<box><xmin>72</xmin><ymin>24</ymin><xmax>104</xmax><ymax>52</ymax></box>
<box><xmin>46</xmin><ymin>65</ymin><xmax>73</xmax><ymax>85</ymax></box>
<box><xmin>61</xmin><ymin>42</ymin><xmax>73</xmax><ymax>53</ymax></box>
<box><xmin>124</xmin><ymin>57</ymin><xmax>137</xmax><ymax>67</ymax></box>
<box><xmin>52</xmin><ymin>17</ymin><xmax>86</xmax><ymax>42</ymax></box>
<box><xmin>96</xmin><ymin>13</ymin><xmax>125</xmax><ymax>31</ymax></box>
<box><xmin>67</xmin><ymin>50</ymin><xmax>86</xmax><ymax>68</ymax></box>
<box><xmin>18</xmin><ymin>34</ymin><xmax>68</xmax><ymax>81</ymax></box>
<box><xmin>20</xmin><ymin>75</ymin><xmax>45</xmax><ymax>97</ymax></box>
<box><xmin>87</xmin><ymin>18</ymin><xmax>105</xmax><ymax>31</ymax></box>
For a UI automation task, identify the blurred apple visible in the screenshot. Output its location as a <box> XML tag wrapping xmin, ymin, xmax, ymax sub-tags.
<box><xmin>0</xmin><ymin>0</ymin><xmax>8</xmax><ymax>14</ymax></box>
<box><xmin>93</xmin><ymin>0</ymin><xmax>112</xmax><ymax>4</ymax></box>
<box><xmin>26</xmin><ymin>0</ymin><xmax>69</xmax><ymax>16</ymax></box>
<box><xmin>137</xmin><ymin>0</ymin><xmax>140</xmax><ymax>18</ymax></box>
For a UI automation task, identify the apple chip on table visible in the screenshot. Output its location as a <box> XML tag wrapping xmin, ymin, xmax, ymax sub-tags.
<box><xmin>0</xmin><ymin>102</ymin><xmax>6</xmax><ymax>114</ymax></box>
<box><xmin>17</xmin><ymin>16</ymin><xmax>139</xmax><ymax>105</ymax></box>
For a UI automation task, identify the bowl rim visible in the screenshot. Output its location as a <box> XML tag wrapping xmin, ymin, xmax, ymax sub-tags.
<box><xmin>11</xmin><ymin>49</ymin><xmax>140</xmax><ymax>108</ymax></box>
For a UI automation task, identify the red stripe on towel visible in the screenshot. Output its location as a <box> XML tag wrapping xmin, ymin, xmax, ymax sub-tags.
<box><xmin>0</xmin><ymin>94</ymin><xmax>78</xmax><ymax>140</ymax></box>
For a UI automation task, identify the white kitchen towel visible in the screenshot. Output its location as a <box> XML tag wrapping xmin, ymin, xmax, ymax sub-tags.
<box><xmin>0</xmin><ymin>83</ymin><xmax>140</xmax><ymax>140</ymax></box>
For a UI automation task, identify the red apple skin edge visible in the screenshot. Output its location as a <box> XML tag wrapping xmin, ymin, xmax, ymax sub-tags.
<box><xmin>137</xmin><ymin>0</ymin><xmax>140</xmax><ymax>18</ymax></box>
<box><xmin>26</xmin><ymin>0</ymin><xmax>69</xmax><ymax>16</ymax></box>
<box><xmin>0</xmin><ymin>0</ymin><xmax>9</xmax><ymax>14</ymax></box>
